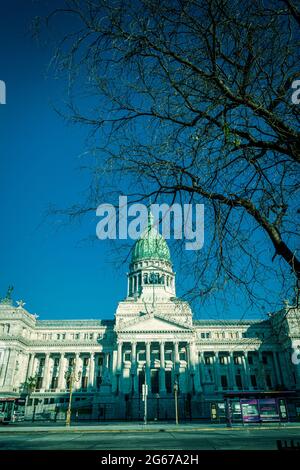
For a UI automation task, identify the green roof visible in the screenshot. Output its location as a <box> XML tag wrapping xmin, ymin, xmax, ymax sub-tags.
<box><xmin>131</xmin><ymin>210</ymin><xmax>171</xmax><ymax>263</ymax></box>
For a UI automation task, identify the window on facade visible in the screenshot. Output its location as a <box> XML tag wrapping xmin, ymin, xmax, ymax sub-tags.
<box><xmin>179</xmin><ymin>351</ymin><xmax>186</xmax><ymax>361</ymax></box>
<box><xmin>124</xmin><ymin>352</ymin><xmax>131</xmax><ymax>362</ymax></box>
<box><xmin>138</xmin><ymin>351</ymin><xmax>146</xmax><ymax>361</ymax></box>
<box><xmin>165</xmin><ymin>351</ymin><xmax>172</xmax><ymax>361</ymax></box>
<box><xmin>248</xmin><ymin>355</ymin><xmax>253</xmax><ymax>365</ymax></box>
<box><xmin>206</xmin><ymin>332</ymin><xmax>211</xmax><ymax>339</ymax></box>
<box><xmin>96</xmin><ymin>376</ymin><xmax>102</xmax><ymax>389</ymax></box>
<box><xmin>152</xmin><ymin>350</ymin><xmax>160</xmax><ymax>361</ymax></box>
<box><xmin>98</xmin><ymin>356</ymin><xmax>104</xmax><ymax>366</ymax></box>
<box><xmin>151</xmin><ymin>369</ymin><xmax>159</xmax><ymax>394</ymax></box>
<box><xmin>266</xmin><ymin>375</ymin><xmax>272</xmax><ymax>388</ymax></box>
<box><xmin>205</xmin><ymin>356</ymin><xmax>212</xmax><ymax>365</ymax></box>
<box><xmin>51</xmin><ymin>377</ymin><xmax>58</xmax><ymax>389</ymax></box>
<box><xmin>44</xmin><ymin>398</ymin><xmax>49</xmax><ymax>405</ymax></box>
<box><xmin>59</xmin><ymin>398</ymin><xmax>64</xmax><ymax>404</ymax></box>
<box><xmin>81</xmin><ymin>376</ymin><xmax>88</xmax><ymax>389</ymax></box>
<box><xmin>250</xmin><ymin>375</ymin><xmax>257</xmax><ymax>388</ymax></box>
<box><xmin>262</xmin><ymin>356</ymin><xmax>268</xmax><ymax>365</ymax></box>
<box><xmin>54</xmin><ymin>358</ymin><xmax>59</xmax><ymax>367</ymax></box>
<box><xmin>221</xmin><ymin>375</ymin><xmax>228</xmax><ymax>389</ymax></box>
<box><xmin>89</xmin><ymin>333</ymin><xmax>94</xmax><ymax>340</ymax></box>
<box><xmin>165</xmin><ymin>371</ymin><xmax>172</xmax><ymax>393</ymax></box>
<box><xmin>75</xmin><ymin>333</ymin><xmax>80</xmax><ymax>340</ymax></box>
<box><xmin>138</xmin><ymin>369</ymin><xmax>145</xmax><ymax>393</ymax></box>
<box><xmin>219</xmin><ymin>356</ymin><xmax>226</xmax><ymax>365</ymax></box>
<box><xmin>83</xmin><ymin>357</ymin><xmax>89</xmax><ymax>367</ymax></box>
<box><xmin>234</xmin><ymin>356</ymin><xmax>242</xmax><ymax>365</ymax></box>
<box><xmin>235</xmin><ymin>375</ymin><xmax>243</xmax><ymax>389</ymax></box>
<box><xmin>49</xmin><ymin>398</ymin><xmax>55</xmax><ymax>404</ymax></box>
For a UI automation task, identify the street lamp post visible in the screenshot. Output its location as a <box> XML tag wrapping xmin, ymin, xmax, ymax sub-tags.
<box><xmin>65</xmin><ymin>366</ymin><xmax>82</xmax><ymax>426</ymax></box>
<box><xmin>174</xmin><ymin>380</ymin><xmax>179</xmax><ymax>425</ymax></box>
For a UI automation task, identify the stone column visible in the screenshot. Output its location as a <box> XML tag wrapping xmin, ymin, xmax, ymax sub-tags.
<box><xmin>74</xmin><ymin>353</ymin><xmax>80</xmax><ymax>390</ymax></box>
<box><xmin>229</xmin><ymin>352</ymin><xmax>236</xmax><ymax>390</ymax></box>
<box><xmin>116</xmin><ymin>341</ymin><xmax>123</xmax><ymax>394</ymax></box>
<box><xmin>241</xmin><ymin>353</ymin><xmax>250</xmax><ymax>390</ymax></box>
<box><xmin>27</xmin><ymin>353</ymin><xmax>35</xmax><ymax>378</ymax></box>
<box><xmin>174</xmin><ymin>341</ymin><xmax>180</xmax><ymax>372</ymax></box>
<box><xmin>4</xmin><ymin>349</ymin><xmax>18</xmax><ymax>388</ymax></box>
<box><xmin>159</xmin><ymin>341</ymin><xmax>166</xmax><ymax>394</ymax></box>
<box><xmin>58</xmin><ymin>353</ymin><xmax>65</xmax><ymax>390</ymax></box>
<box><xmin>213</xmin><ymin>352</ymin><xmax>222</xmax><ymax>391</ymax></box>
<box><xmin>89</xmin><ymin>352</ymin><xmax>95</xmax><ymax>389</ymax></box>
<box><xmin>0</xmin><ymin>349</ymin><xmax>10</xmax><ymax>387</ymax></box>
<box><xmin>117</xmin><ymin>341</ymin><xmax>123</xmax><ymax>372</ymax></box>
<box><xmin>131</xmin><ymin>342</ymin><xmax>137</xmax><ymax>394</ymax></box>
<box><xmin>198</xmin><ymin>352</ymin><xmax>205</xmax><ymax>388</ymax></box>
<box><xmin>42</xmin><ymin>353</ymin><xmax>51</xmax><ymax>390</ymax></box>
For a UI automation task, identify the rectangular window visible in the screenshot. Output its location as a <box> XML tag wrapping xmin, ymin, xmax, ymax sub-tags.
<box><xmin>151</xmin><ymin>369</ymin><xmax>159</xmax><ymax>394</ymax></box>
<box><xmin>235</xmin><ymin>375</ymin><xmax>243</xmax><ymax>389</ymax></box>
<box><xmin>165</xmin><ymin>371</ymin><xmax>172</xmax><ymax>394</ymax></box>
<box><xmin>205</xmin><ymin>356</ymin><xmax>212</xmax><ymax>365</ymax></box>
<box><xmin>44</xmin><ymin>398</ymin><xmax>49</xmax><ymax>405</ymax></box>
<box><xmin>266</xmin><ymin>375</ymin><xmax>272</xmax><ymax>388</ymax></box>
<box><xmin>179</xmin><ymin>351</ymin><xmax>186</xmax><ymax>361</ymax></box>
<box><xmin>96</xmin><ymin>376</ymin><xmax>102</xmax><ymax>389</ymax></box>
<box><xmin>75</xmin><ymin>333</ymin><xmax>80</xmax><ymax>340</ymax></box>
<box><xmin>248</xmin><ymin>355</ymin><xmax>253</xmax><ymax>365</ymax></box>
<box><xmin>51</xmin><ymin>377</ymin><xmax>58</xmax><ymax>389</ymax></box>
<box><xmin>250</xmin><ymin>375</ymin><xmax>257</xmax><ymax>388</ymax></box>
<box><xmin>124</xmin><ymin>352</ymin><xmax>131</xmax><ymax>362</ymax></box>
<box><xmin>138</xmin><ymin>351</ymin><xmax>146</xmax><ymax>361</ymax></box>
<box><xmin>165</xmin><ymin>351</ymin><xmax>172</xmax><ymax>361</ymax></box>
<box><xmin>98</xmin><ymin>355</ymin><xmax>104</xmax><ymax>366</ymax></box>
<box><xmin>138</xmin><ymin>369</ymin><xmax>145</xmax><ymax>393</ymax></box>
<box><xmin>90</xmin><ymin>333</ymin><xmax>94</xmax><ymax>340</ymax></box>
<box><xmin>219</xmin><ymin>356</ymin><xmax>225</xmax><ymax>365</ymax></box>
<box><xmin>83</xmin><ymin>357</ymin><xmax>89</xmax><ymax>366</ymax></box>
<box><xmin>81</xmin><ymin>376</ymin><xmax>88</xmax><ymax>389</ymax></box>
<box><xmin>221</xmin><ymin>375</ymin><xmax>228</xmax><ymax>389</ymax></box>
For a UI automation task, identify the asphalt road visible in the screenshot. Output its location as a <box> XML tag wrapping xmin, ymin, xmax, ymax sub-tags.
<box><xmin>0</xmin><ymin>428</ymin><xmax>299</xmax><ymax>450</ymax></box>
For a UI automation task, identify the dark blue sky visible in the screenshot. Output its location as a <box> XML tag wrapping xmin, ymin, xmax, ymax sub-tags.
<box><xmin>0</xmin><ymin>0</ymin><xmax>128</xmax><ymax>320</ymax></box>
<box><xmin>0</xmin><ymin>1</ymin><xmax>287</xmax><ymax>322</ymax></box>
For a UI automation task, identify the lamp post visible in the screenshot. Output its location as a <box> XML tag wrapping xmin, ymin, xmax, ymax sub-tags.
<box><xmin>174</xmin><ymin>380</ymin><xmax>179</xmax><ymax>425</ymax></box>
<box><xmin>65</xmin><ymin>365</ymin><xmax>82</xmax><ymax>426</ymax></box>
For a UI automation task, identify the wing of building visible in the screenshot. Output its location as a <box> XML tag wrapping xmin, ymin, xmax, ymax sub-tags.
<box><xmin>1</xmin><ymin>211</ymin><xmax>300</xmax><ymax>422</ymax></box>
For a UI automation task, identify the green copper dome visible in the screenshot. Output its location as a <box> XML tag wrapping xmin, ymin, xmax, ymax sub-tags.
<box><xmin>131</xmin><ymin>211</ymin><xmax>171</xmax><ymax>263</ymax></box>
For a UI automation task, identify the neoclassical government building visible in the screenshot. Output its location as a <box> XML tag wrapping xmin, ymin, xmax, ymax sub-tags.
<box><xmin>1</xmin><ymin>213</ymin><xmax>300</xmax><ymax>421</ymax></box>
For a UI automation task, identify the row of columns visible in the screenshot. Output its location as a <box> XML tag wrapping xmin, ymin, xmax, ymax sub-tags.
<box><xmin>115</xmin><ymin>340</ymin><xmax>201</xmax><ymax>395</ymax></box>
<box><xmin>115</xmin><ymin>342</ymin><xmax>290</xmax><ymax>394</ymax></box>
<box><xmin>25</xmin><ymin>352</ymin><xmax>109</xmax><ymax>391</ymax></box>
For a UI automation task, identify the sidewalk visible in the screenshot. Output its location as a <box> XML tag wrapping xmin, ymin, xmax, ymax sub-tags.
<box><xmin>1</xmin><ymin>421</ymin><xmax>300</xmax><ymax>433</ymax></box>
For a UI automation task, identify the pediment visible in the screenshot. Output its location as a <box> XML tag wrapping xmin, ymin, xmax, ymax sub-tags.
<box><xmin>117</xmin><ymin>313</ymin><xmax>193</xmax><ymax>333</ymax></box>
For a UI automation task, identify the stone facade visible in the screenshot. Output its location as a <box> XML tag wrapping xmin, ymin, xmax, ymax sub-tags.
<box><xmin>0</xmin><ymin>215</ymin><xmax>300</xmax><ymax>421</ymax></box>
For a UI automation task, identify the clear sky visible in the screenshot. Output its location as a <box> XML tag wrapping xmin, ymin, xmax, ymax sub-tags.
<box><xmin>0</xmin><ymin>1</ymin><xmax>288</xmax><ymax>322</ymax></box>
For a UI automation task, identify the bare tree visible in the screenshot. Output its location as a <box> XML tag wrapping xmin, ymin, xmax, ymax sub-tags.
<box><xmin>40</xmin><ymin>0</ymin><xmax>300</xmax><ymax>314</ymax></box>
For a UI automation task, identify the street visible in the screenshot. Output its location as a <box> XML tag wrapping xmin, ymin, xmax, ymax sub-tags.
<box><xmin>0</xmin><ymin>426</ymin><xmax>300</xmax><ymax>450</ymax></box>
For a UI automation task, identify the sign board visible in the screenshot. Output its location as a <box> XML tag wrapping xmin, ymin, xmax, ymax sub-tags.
<box><xmin>240</xmin><ymin>399</ymin><xmax>260</xmax><ymax>423</ymax></box>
